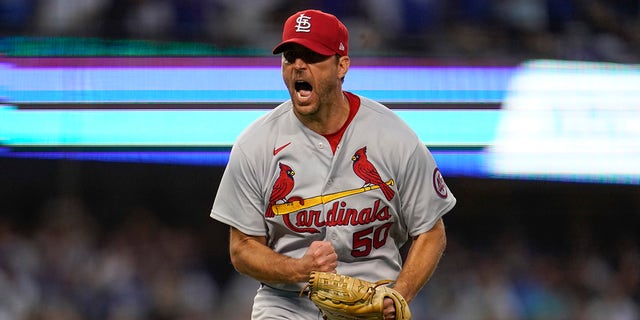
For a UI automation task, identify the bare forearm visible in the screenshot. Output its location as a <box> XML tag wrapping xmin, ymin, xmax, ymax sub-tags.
<box><xmin>229</xmin><ymin>227</ymin><xmax>307</xmax><ymax>283</ymax></box>
<box><xmin>393</xmin><ymin>218</ymin><xmax>447</xmax><ymax>303</ymax></box>
<box><xmin>229</xmin><ymin>227</ymin><xmax>338</xmax><ymax>284</ymax></box>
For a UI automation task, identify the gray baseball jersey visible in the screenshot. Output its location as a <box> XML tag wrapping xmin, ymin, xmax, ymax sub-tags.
<box><xmin>211</xmin><ymin>92</ymin><xmax>456</xmax><ymax>299</ymax></box>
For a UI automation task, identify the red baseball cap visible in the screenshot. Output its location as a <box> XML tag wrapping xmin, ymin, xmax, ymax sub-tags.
<box><xmin>273</xmin><ymin>9</ymin><xmax>349</xmax><ymax>56</ymax></box>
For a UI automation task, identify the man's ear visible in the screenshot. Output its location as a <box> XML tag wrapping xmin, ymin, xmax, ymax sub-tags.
<box><xmin>337</xmin><ymin>55</ymin><xmax>350</xmax><ymax>80</ymax></box>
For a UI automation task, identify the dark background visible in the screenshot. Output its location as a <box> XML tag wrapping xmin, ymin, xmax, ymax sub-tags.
<box><xmin>2</xmin><ymin>156</ymin><xmax>638</xmax><ymax>319</ymax></box>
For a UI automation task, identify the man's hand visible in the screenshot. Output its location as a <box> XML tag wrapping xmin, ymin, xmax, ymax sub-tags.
<box><xmin>301</xmin><ymin>241</ymin><xmax>338</xmax><ymax>274</ymax></box>
<box><xmin>383</xmin><ymin>297</ymin><xmax>396</xmax><ymax>319</ymax></box>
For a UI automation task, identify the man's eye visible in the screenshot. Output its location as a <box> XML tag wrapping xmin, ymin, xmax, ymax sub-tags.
<box><xmin>283</xmin><ymin>51</ymin><xmax>297</xmax><ymax>63</ymax></box>
<box><xmin>306</xmin><ymin>53</ymin><xmax>329</xmax><ymax>64</ymax></box>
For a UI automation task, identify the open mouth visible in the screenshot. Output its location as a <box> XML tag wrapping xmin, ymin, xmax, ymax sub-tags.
<box><xmin>295</xmin><ymin>80</ymin><xmax>312</xmax><ymax>92</ymax></box>
<box><xmin>295</xmin><ymin>80</ymin><xmax>313</xmax><ymax>99</ymax></box>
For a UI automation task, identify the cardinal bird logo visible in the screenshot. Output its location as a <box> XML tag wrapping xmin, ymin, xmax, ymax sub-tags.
<box><xmin>351</xmin><ymin>146</ymin><xmax>395</xmax><ymax>201</ymax></box>
<box><xmin>265</xmin><ymin>163</ymin><xmax>296</xmax><ymax>218</ymax></box>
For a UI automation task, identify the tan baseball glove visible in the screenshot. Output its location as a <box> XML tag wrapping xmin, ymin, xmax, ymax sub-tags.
<box><xmin>300</xmin><ymin>271</ymin><xmax>411</xmax><ymax>320</ymax></box>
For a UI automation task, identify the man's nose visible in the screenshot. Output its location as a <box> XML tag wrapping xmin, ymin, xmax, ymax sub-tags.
<box><xmin>293</xmin><ymin>58</ymin><xmax>308</xmax><ymax>69</ymax></box>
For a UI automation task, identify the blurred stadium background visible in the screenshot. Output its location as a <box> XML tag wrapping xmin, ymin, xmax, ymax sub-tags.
<box><xmin>1</xmin><ymin>1</ymin><xmax>639</xmax><ymax>319</ymax></box>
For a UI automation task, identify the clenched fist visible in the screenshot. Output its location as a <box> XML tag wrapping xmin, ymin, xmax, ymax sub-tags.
<box><xmin>303</xmin><ymin>241</ymin><xmax>338</xmax><ymax>274</ymax></box>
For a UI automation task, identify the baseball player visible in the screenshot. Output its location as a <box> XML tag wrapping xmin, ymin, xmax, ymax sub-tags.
<box><xmin>211</xmin><ymin>9</ymin><xmax>456</xmax><ymax>319</ymax></box>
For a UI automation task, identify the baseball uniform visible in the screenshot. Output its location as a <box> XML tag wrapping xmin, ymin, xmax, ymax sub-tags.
<box><xmin>211</xmin><ymin>91</ymin><xmax>456</xmax><ymax>318</ymax></box>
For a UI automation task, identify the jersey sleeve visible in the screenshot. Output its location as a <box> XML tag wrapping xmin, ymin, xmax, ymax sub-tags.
<box><xmin>397</xmin><ymin>142</ymin><xmax>456</xmax><ymax>237</ymax></box>
<box><xmin>210</xmin><ymin>143</ymin><xmax>267</xmax><ymax>236</ymax></box>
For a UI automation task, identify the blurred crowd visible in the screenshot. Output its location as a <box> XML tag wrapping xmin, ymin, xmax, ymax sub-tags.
<box><xmin>0</xmin><ymin>0</ymin><xmax>639</xmax><ymax>62</ymax></box>
<box><xmin>0</xmin><ymin>191</ymin><xmax>638</xmax><ymax>320</ymax></box>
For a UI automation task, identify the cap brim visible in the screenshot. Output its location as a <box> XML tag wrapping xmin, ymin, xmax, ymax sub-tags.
<box><xmin>272</xmin><ymin>39</ymin><xmax>335</xmax><ymax>56</ymax></box>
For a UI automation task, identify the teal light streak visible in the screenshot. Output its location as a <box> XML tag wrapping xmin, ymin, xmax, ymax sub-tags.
<box><xmin>0</xmin><ymin>107</ymin><xmax>499</xmax><ymax>147</ymax></box>
<box><xmin>0</xmin><ymin>108</ymin><xmax>266</xmax><ymax>146</ymax></box>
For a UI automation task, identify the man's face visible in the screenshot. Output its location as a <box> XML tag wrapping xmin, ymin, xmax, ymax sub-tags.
<box><xmin>280</xmin><ymin>44</ymin><xmax>349</xmax><ymax>117</ymax></box>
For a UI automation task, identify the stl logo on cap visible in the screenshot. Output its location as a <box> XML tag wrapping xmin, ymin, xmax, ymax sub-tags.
<box><xmin>295</xmin><ymin>13</ymin><xmax>312</xmax><ymax>32</ymax></box>
<box><xmin>273</xmin><ymin>9</ymin><xmax>349</xmax><ymax>57</ymax></box>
